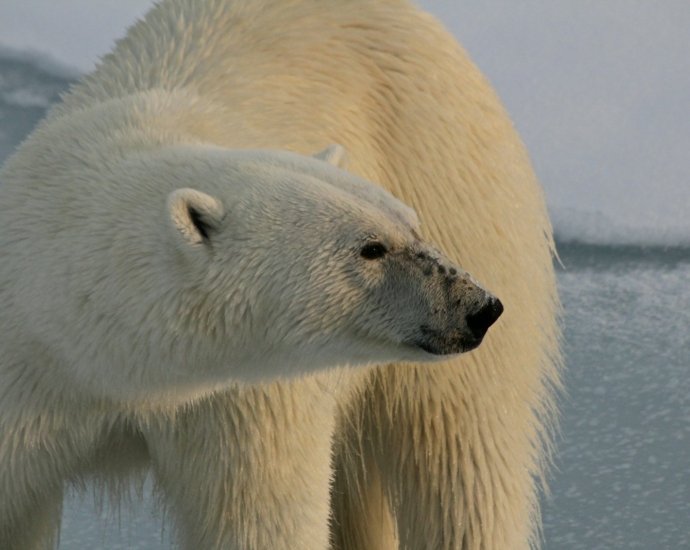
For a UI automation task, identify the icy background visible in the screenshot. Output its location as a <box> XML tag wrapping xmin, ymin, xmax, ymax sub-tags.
<box><xmin>1</xmin><ymin>1</ymin><xmax>688</xmax><ymax>548</ymax></box>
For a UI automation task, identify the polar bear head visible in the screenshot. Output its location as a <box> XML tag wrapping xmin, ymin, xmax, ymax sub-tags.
<box><xmin>157</xmin><ymin>144</ymin><xmax>502</xmax><ymax>386</ymax></box>
<box><xmin>2</xmin><ymin>136</ymin><xmax>501</xmax><ymax>401</ymax></box>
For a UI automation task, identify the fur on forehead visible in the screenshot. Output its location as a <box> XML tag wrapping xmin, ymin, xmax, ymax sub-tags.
<box><xmin>235</xmin><ymin>148</ymin><xmax>421</xmax><ymax>232</ymax></box>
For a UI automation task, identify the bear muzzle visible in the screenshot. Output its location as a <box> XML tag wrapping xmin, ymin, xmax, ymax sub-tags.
<box><xmin>414</xmin><ymin>295</ymin><xmax>503</xmax><ymax>356</ymax></box>
<box><xmin>407</xmin><ymin>247</ymin><xmax>504</xmax><ymax>355</ymax></box>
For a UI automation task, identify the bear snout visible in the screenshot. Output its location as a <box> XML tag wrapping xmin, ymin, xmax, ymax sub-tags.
<box><xmin>465</xmin><ymin>296</ymin><xmax>503</xmax><ymax>340</ymax></box>
<box><xmin>412</xmin><ymin>294</ymin><xmax>503</xmax><ymax>356</ymax></box>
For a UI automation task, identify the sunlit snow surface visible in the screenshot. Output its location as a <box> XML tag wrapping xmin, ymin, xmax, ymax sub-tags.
<box><xmin>1</xmin><ymin>7</ymin><xmax>689</xmax><ymax>548</ymax></box>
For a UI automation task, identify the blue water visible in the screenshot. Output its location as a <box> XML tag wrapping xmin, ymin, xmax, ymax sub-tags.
<box><xmin>2</xmin><ymin>52</ymin><xmax>689</xmax><ymax>550</ymax></box>
<box><xmin>544</xmin><ymin>246</ymin><xmax>690</xmax><ymax>549</ymax></box>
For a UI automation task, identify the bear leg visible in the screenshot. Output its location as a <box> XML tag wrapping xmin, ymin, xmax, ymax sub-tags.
<box><xmin>333</xmin><ymin>362</ymin><xmax>542</xmax><ymax>550</ymax></box>
<box><xmin>0</xmin><ymin>397</ymin><xmax>112</xmax><ymax>550</ymax></box>
<box><xmin>0</xmin><ymin>488</ymin><xmax>63</xmax><ymax>550</ymax></box>
<box><xmin>331</xmin><ymin>443</ymin><xmax>398</xmax><ymax>550</ymax></box>
<box><xmin>145</xmin><ymin>379</ymin><xmax>339</xmax><ymax>550</ymax></box>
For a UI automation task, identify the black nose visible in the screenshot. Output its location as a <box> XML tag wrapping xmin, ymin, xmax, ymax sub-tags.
<box><xmin>466</xmin><ymin>297</ymin><xmax>503</xmax><ymax>338</ymax></box>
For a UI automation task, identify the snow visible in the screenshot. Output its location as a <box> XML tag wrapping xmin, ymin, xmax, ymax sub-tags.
<box><xmin>418</xmin><ymin>1</ymin><xmax>690</xmax><ymax>248</ymax></box>
<box><xmin>0</xmin><ymin>1</ymin><xmax>151</xmax><ymax>74</ymax></box>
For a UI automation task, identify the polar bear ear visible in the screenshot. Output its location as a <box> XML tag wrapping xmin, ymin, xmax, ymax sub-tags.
<box><xmin>167</xmin><ymin>188</ymin><xmax>225</xmax><ymax>246</ymax></box>
<box><xmin>313</xmin><ymin>144</ymin><xmax>349</xmax><ymax>170</ymax></box>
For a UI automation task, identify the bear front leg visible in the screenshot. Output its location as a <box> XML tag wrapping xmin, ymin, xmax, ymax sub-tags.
<box><xmin>145</xmin><ymin>378</ymin><xmax>339</xmax><ymax>550</ymax></box>
<box><xmin>0</xmin><ymin>487</ymin><xmax>63</xmax><ymax>550</ymax></box>
<box><xmin>0</xmin><ymin>395</ymin><xmax>106</xmax><ymax>550</ymax></box>
<box><xmin>0</xmin><ymin>409</ymin><xmax>68</xmax><ymax>550</ymax></box>
<box><xmin>333</xmin><ymin>361</ymin><xmax>544</xmax><ymax>550</ymax></box>
<box><xmin>330</xmin><ymin>441</ymin><xmax>398</xmax><ymax>550</ymax></box>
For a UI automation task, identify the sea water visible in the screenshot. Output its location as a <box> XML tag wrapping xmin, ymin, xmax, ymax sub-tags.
<box><xmin>1</xmin><ymin>38</ymin><xmax>689</xmax><ymax>550</ymax></box>
<box><xmin>544</xmin><ymin>245</ymin><xmax>690</xmax><ymax>549</ymax></box>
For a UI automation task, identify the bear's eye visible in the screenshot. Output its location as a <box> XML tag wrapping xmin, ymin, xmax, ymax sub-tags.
<box><xmin>360</xmin><ymin>242</ymin><xmax>388</xmax><ymax>260</ymax></box>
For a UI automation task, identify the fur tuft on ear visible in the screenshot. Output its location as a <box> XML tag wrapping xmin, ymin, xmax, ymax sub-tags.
<box><xmin>313</xmin><ymin>144</ymin><xmax>349</xmax><ymax>170</ymax></box>
<box><xmin>167</xmin><ymin>188</ymin><xmax>225</xmax><ymax>245</ymax></box>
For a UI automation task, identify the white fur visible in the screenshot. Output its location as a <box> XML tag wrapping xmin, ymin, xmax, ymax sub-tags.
<box><xmin>0</xmin><ymin>0</ymin><xmax>561</xmax><ymax>549</ymax></box>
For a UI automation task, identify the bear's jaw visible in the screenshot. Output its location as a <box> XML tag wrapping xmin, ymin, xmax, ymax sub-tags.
<box><xmin>411</xmin><ymin>335</ymin><xmax>480</xmax><ymax>356</ymax></box>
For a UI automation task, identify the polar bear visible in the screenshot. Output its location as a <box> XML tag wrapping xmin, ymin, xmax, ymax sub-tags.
<box><xmin>0</xmin><ymin>0</ymin><xmax>560</xmax><ymax>549</ymax></box>
<box><xmin>2</xmin><ymin>129</ymin><xmax>502</xmax><ymax>546</ymax></box>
